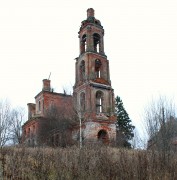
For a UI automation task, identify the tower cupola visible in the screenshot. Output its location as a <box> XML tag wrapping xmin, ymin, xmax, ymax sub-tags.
<box><xmin>79</xmin><ymin>8</ymin><xmax>104</xmax><ymax>55</ymax></box>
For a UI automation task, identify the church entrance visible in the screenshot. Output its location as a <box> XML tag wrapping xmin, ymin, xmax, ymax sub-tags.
<box><xmin>97</xmin><ymin>130</ymin><xmax>109</xmax><ymax>144</ymax></box>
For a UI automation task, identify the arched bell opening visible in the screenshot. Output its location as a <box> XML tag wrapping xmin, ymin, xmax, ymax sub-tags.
<box><xmin>93</xmin><ymin>33</ymin><xmax>101</xmax><ymax>53</ymax></box>
<box><xmin>81</xmin><ymin>34</ymin><xmax>87</xmax><ymax>54</ymax></box>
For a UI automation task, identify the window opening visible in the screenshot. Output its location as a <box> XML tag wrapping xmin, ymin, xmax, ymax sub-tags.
<box><xmin>38</xmin><ymin>101</ymin><xmax>41</xmax><ymax>111</ymax></box>
<box><xmin>96</xmin><ymin>91</ymin><xmax>103</xmax><ymax>113</ymax></box>
<box><xmin>98</xmin><ymin>130</ymin><xmax>108</xmax><ymax>144</ymax></box>
<box><xmin>81</xmin><ymin>34</ymin><xmax>87</xmax><ymax>53</ymax></box>
<box><xmin>95</xmin><ymin>59</ymin><xmax>102</xmax><ymax>78</ymax></box>
<box><xmin>93</xmin><ymin>33</ymin><xmax>100</xmax><ymax>53</ymax></box>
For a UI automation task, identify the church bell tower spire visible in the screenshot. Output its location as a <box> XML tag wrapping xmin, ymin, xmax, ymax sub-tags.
<box><xmin>73</xmin><ymin>8</ymin><xmax>116</xmax><ymax>144</ymax></box>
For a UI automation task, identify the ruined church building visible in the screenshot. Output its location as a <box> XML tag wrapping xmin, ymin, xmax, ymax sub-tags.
<box><xmin>22</xmin><ymin>8</ymin><xmax>117</xmax><ymax>146</ymax></box>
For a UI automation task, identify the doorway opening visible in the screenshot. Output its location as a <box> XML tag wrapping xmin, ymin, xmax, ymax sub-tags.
<box><xmin>98</xmin><ymin>130</ymin><xmax>109</xmax><ymax>144</ymax></box>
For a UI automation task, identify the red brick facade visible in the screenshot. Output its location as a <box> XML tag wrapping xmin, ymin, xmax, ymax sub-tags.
<box><xmin>73</xmin><ymin>8</ymin><xmax>116</xmax><ymax>144</ymax></box>
<box><xmin>22</xmin><ymin>8</ymin><xmax>116</xmax><ymax>146</ymax></box>
<box><xmin>22</xmin><ymin>79</ymin><xmax>73</xmax><ymax>146</ymax></box>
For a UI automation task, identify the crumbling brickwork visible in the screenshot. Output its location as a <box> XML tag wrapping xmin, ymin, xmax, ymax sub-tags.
<box><xmin>22</xmin><ymin>8</ymin><xmax>116</xmax><ymax>146</ymax></box>
<box><xmin>22</xmin><ymin>79</ymin><xmax>73</xmax><ymax>146</ymax></box>
<box><xmin>73</xmin><ymin>8</ymin><xmax>116</xmax><ymax>144</ymax></box>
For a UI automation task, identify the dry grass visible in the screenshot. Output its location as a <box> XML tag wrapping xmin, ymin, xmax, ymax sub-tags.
<box><xmin>1</xmin><ymin>145</ymin><xmax>177</xmax><ymax>180</ymax></box>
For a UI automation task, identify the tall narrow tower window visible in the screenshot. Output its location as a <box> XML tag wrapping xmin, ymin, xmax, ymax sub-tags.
<box><xmin>81</xmin><ymin>34</ymin><xmax>87</xmax><ymax>53</ymax></box>
<box><xmin>96</xmin><ymin>91</ymin><xmax>104</xmax><ymax>113</ymax></box>
<box><xmin>38</xmin><ymin>101</ymin><xmax>41</xmax><ymax>111</ymax></box>
<box><xmin>93</xmin><ymin>33</ymin><xmax>100</xmax><ymax>53</ymax></box>
<box><xmin>80</xmin><ymin>60</ymin><xmax>85</xmax><ymax>81</ymax></box>
<box><xmin>95</xmin><ymin>59</ymin><xmax>102</xmax><ymax>78</ymax></box>
<box><xmin>28</xmin><ymin>128</ymin><xmax>30</xmax><ymax>136</ymax></box>
<box><xmin>80</xmin><ymin>92</ymin><xmax>85</xmax><ymax>112</ymax></box>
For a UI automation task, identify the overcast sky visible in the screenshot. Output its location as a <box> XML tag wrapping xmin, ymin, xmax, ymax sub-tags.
<box><xmin>0</xmin><ymin>0</ymin><xmax>177</xmax><ymax>133</ymax></box>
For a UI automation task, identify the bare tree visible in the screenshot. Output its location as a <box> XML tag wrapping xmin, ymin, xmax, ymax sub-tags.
<box><xmin>0</xmin><ymin>99</ymin><xmax>12</xmax><ymax>147</ymax></box>
<box><xmin>144</xmin><ymin>96</ymin><xmax>177</xmax><ymax>152</ymax></box>
<box><xmin>10</xmin><ymin>107</ymin><xmax>26</xmax><ymax>145</ymax></box>
<box><xmin>41</xmin><ymin>99</ymin><xmax>78</xmax><ymax>147</ymax></box>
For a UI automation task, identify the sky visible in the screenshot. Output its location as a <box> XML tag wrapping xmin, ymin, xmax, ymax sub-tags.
<box><xmin>0</xmin><ymin>0</ymin><xmax>177</xmax><ymax>135</ymax></box>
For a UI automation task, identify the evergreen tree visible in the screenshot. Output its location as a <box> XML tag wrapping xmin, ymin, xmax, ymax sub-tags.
<box><xmin>115</xmin><ymin>96</ymin><xmax>135</xmax><ymax>148</ymax></box>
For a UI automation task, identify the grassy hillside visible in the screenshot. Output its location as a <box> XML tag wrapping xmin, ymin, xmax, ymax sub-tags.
<box><xmin>1</xmin><ymin>146</ymin><xmax>177</xmax><ymax>179</ymax></box>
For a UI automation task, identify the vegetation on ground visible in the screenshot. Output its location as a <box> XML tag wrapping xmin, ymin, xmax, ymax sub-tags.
<box><xmin>1</xmin><ymin>145</ymin><xmax>177</xmax><ymax>180</ymax></box>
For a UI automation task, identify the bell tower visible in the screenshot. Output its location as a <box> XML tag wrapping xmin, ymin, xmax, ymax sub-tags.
<box><xmin>73</xmin><ymin>8</ymin><xmax>116</xmax><ymax>144</ymax></box>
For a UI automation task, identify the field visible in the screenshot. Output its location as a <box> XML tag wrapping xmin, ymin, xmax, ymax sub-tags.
<box><xmin>1</xmin><ymin>145</ymin><xmax>177</xmax><ymax>180</ymax></box>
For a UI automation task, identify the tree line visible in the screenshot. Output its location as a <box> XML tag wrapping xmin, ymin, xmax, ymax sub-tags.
<box><xmin>0</xmin><ymin>95</ymin><xmax>176</xmax><ymax>151</ymax></box>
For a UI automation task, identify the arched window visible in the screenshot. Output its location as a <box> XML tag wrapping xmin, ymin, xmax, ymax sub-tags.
<box><xmin>80</xmin><ymin>60</ymin><xmax>85</xmax><ymax>81</ymax></box>
<box><xmin>96</xmin><ymin>91</ymin><xmax>104</xmax><ymax>113</ymax></box>
<box><xmin>81</xmin><ymin>34</ymin><xmax>87</xmax><ymax>54</ymax></box>
<box><xmin>80</xmin><ymin>92</ymin><xmax>85</xmax><ymax>112</ymax></box>
<box><xmin>93</xmin><ymin>33</ymin><xmax>100</xmax><ymax>53</ymax></box>
<box><xmin>95</xmin><ymin>59</ymin><xmax>102</xmax><ymax>78</ymax></box>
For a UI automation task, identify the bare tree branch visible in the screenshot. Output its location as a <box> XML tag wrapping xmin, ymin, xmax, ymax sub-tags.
<box><xmin>144</xmin><ymin>96</ymin><xmax>177</xmax><ymax>152</ymax></box>
<box><xmin>10</xmin><ymin>107</ymin><xmax>26</xmax><ymax>145</ymax></box>
<box><xmin>0</xmin><ymin>99</ymin><xmax>12</xmax><ymax>147</ymax></box>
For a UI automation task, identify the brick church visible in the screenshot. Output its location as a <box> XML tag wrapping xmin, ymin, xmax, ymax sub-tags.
<box><xmin>22</xmin><ymin>8</ymin><xmax>116</xmax><ymax>146</ymax></box>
